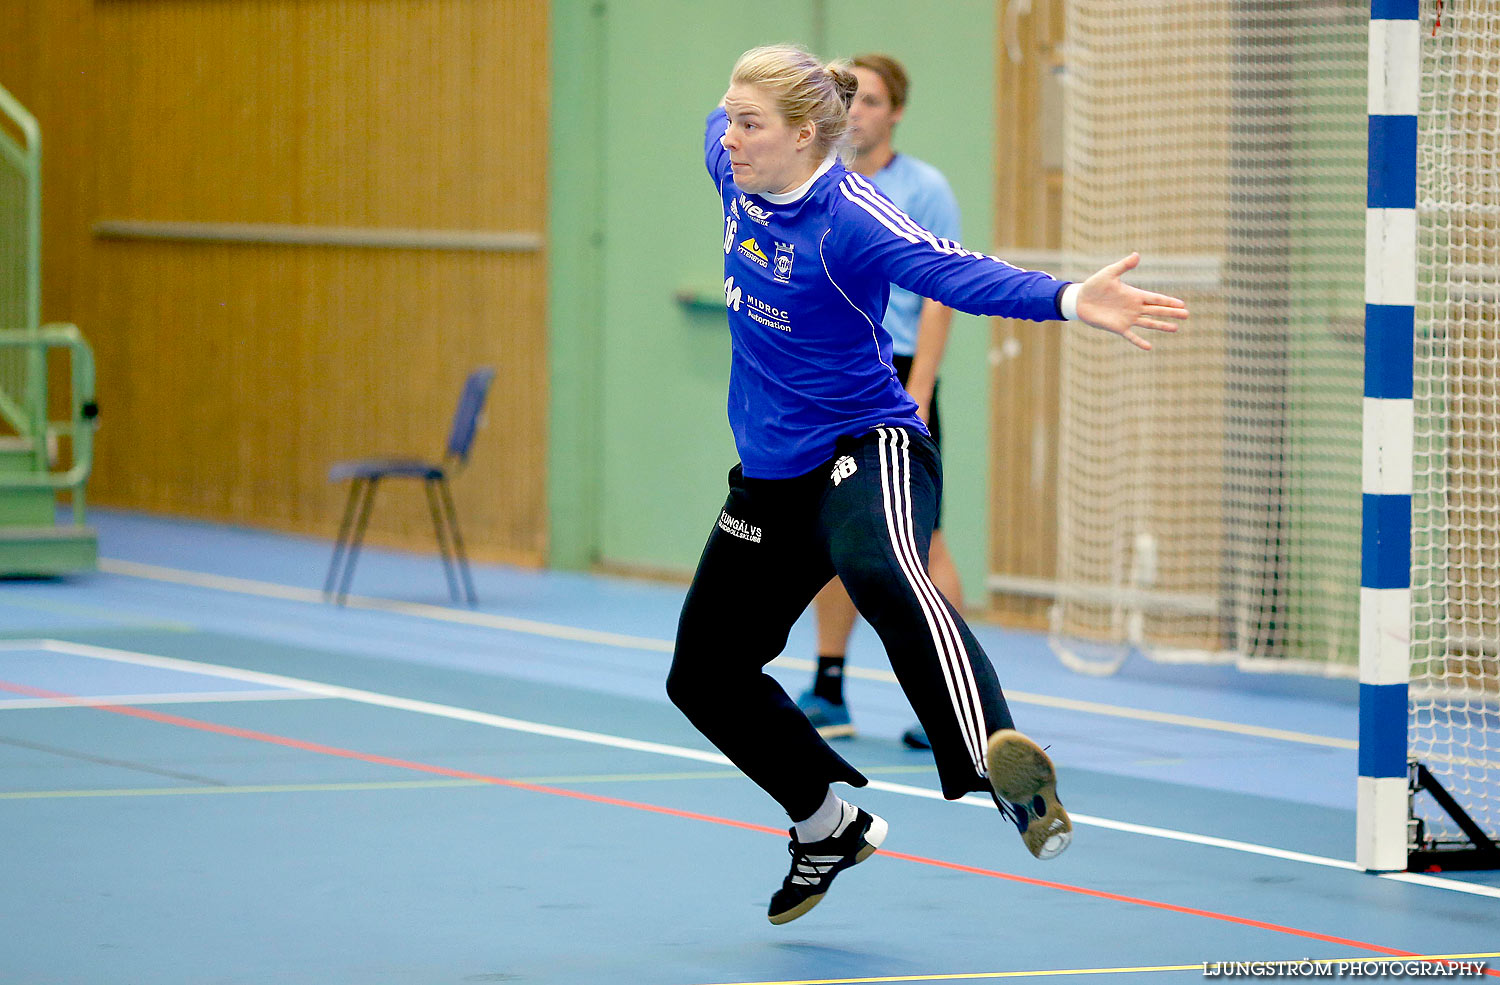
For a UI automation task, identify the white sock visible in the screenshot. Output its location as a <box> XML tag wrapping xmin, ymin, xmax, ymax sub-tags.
<box><xmin>792</xmin><ymin>789</ymin><xmax>856</xmax><ymax>843</ymax></box>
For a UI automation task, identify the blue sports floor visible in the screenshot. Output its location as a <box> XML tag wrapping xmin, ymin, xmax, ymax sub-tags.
<box><xmin>0</xmin><ymin>510</ymin><xmax>1497</xmax><ymax>985</ymax></box>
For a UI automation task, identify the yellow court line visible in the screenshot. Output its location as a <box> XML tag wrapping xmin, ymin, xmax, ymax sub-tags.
<box><xmin>0</xmin><ymin>775</ymin><xmax>728</xmax><ymax>801</ymax></box>
<box><xmin>0</xmin><ymin>764</ymin><xmax>936</xmax><ymax>802</ymax></box>
<box><xmin>541</xmin><ymin>769</ymin><xmax>744</xmax><ymax>783</ymax></box>
<box><xmin>700</xmin><ymin>954</ymin><xmax>1500</xmax><ymax>985</ymax></box>
<box><xmin>702</xmin><ymin>965</ymin><xmax>1200</xmax><ymax>984</ymax></box>
<box><xmin>0</xmin><ymin>779</ymin><xmax>487</xmax><ymax>800</ymax></box>
<box><xmin>529</xmin><ymin>765</ymin><xmax>934</xmax><ymax>784</ymax></box>
<box><xmin>0</xmin><ymin>592</ymin><xmax>196</xmax><ymax>631</ymax></box>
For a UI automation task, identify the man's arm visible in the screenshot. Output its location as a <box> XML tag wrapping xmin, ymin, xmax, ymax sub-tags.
<box><xmin>905</xmin><ymin>298</ymin><xmax>953</xmax><ymax>423</ymax></box>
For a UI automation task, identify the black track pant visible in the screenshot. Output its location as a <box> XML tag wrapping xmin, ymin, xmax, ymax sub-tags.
<box><xmin>666</xmin><ymin>426</ymin><xmax>1016</xmax><ymax>820</ymax></box>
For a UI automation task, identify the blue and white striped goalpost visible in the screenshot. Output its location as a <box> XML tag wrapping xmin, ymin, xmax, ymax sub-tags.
<box><xmin>1358</xmin><ymin>0</ymin><xmax>1419</xmax><ymax>873</ymax></box>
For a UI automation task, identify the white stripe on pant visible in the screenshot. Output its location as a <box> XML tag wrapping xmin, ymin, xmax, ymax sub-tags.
<box><xmin>875</xmin><ymin>427</ymin><xmax>989</xmax><ymax>776</ymax></box>
<box><xmin>667</xmin><ymin>426</ymin><xmax>1016</xmax><ymax>817</ymax></box>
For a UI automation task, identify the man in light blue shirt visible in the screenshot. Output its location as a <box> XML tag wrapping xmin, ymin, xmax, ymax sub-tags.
<box><xmin>798</xmin><ymin>53</ymin><xmax>963</xmax><ymax>749</ymax></box>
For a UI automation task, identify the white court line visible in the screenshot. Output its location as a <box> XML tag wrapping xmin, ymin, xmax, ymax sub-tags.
<box><xmin>8</xmin><ymin>637</ymin><xmax>1497</xmax><ymax>901</ymax></box>
<box><xmin>97</xmin><ymin>558</ymin><xmax>1354</xmax><ymax>751</ymax></box>
<box><xmin>0</xmin><ymin>689</ymin><xmax>326</xmax><ymax>711</ymax></box>
<box><xmin>771</xmin><ymin>656</ymin><xmax>1358</xmax><ymax>751</ymax></box>
<box><xmin>98</xmin><ymin>559</ymin><xmax>677</xmax><ymax>653</ymax></box>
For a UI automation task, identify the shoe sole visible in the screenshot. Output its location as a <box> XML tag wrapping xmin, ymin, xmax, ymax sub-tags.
<box><xmin>986</xmin><ymin>730</ymin><xmax>1072</xmax><ymax>860</ymax></box>
<box><xmin>767</xmin><ymin>814</ymin><xmax>888</xmax><ymax>925</ymax></box>
<box><xmin>814</xmin><ymin>723</ymin><xmax>856</xmax><ymax>739</ymax></box>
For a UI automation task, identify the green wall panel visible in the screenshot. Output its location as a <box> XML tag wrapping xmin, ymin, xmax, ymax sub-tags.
<box><xmin>825</xmin><ymin>1</ymin><xmax>998</xmax><ymax>602</ymax></box>
<box><xmin>547</xmin><ymin>0</ymin><xmax>607</xmax><ymax>569</ymax></box>
<box><xmin>552</xmin><ymin>0</ymin><xmax>999</xmax><ymax>598</ymax></box>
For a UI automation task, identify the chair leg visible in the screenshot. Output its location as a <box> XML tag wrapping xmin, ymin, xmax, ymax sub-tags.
<box><xmin>425</xmin><ymin>477</ymin><xmax>462</xmax><ymax>604</ymax></box>
<box><xmin>337</xmin><ymin>477</ymin><xmax>380</xmax><ymax>605</ymax></box>
<box><xmin>437</xmin><ymin>477</ymin><xmax>477</xmax><ymax>606</ymax></box>
<box><xmin>324</xmin><ymin>479</ymin><xmax>363</xmax><ymax>600</ymax></box>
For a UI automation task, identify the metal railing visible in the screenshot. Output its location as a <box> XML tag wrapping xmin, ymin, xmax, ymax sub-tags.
<box><xmin>0</xmin><ymin>325</ymin><xmax>97</xmax><ymax>523</ymax></box>
<box><xmin>0</xmin><ymin>81</ymin><xmax>43</xmax><ymax>451</ymax></box>
<box><xmin>1</xmin><ymin>83</ymin><xmax>95</xmax><ymax>522</ymax></box>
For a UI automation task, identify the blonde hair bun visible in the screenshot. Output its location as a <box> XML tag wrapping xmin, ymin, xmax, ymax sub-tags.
<box><xmin>824</xmin><ymin>62</ymin><xmax>859</xmax><ymax>109</ymax></box>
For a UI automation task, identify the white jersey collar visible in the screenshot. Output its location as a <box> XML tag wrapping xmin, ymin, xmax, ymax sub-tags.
<box><xmin>760</xmin><ymin>154</ymin><xmax>837</xmax><ymax>205</ymax></box>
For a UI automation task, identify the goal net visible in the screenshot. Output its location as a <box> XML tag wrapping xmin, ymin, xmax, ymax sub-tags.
<box><xmin>1410</xmin><ymin>0</ymin><xmax>1500</xmax><ymax>860</ymax></box>
<box><xmin>1054</xmin><ymin>1</ymin><xmax>1498</xmax><ymax>862</ymax></box>
<box><xmin>1053</xmin><ymin>1</ymin><xmax>1367</xmax><ymax>677</ymax></box>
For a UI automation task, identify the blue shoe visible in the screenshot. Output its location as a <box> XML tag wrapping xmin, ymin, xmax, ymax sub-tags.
<box><xmin>901</xmin><ymin>722</ymin><xmax>930</xmax><ymax>749</ymax></box>
<box><xmin>796</xmin><ymin>691</ymin><xmax>856</xmax><ymax>739</ymax></box>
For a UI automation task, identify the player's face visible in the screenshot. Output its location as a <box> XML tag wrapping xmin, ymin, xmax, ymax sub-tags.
<box><xmin>847</xmin><ymin>67</ymin><xmax>903</xmax><ymax>154</ymax></box>
<box><xmin>721</xmin><ymin>83</ymin><xmax>816</xmax><ymax>195</ymax></box>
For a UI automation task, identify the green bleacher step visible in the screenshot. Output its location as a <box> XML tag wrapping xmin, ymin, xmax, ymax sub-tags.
<box><xmin>0</xmin><ymin>436</ymin><xmax>41</xmax><ymax>474</ymax></box>
<box><xmin>0</xmin><ymin>525</ymin><xmax>97</xmax><ymax>576</ymax></box>
<box><xmin>0</xmin><ymin>486</ymin><xmax>58</xmax><ymax>526</ymax></box>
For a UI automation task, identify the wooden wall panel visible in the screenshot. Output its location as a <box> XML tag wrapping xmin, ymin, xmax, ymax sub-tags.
<box><xmin>93</xmin><ymin>1</ymin><xmax>546</xmax><ymax>231</ymax></box>
<box><xmin>989</xmin><ymin>0</ymin><xmax>1065</xmax><ymax>628</ymax></box>
<box><xmin>8</xmin><ymin>0</ymin><xmax>550</xmax><ymax>564</ymax></box>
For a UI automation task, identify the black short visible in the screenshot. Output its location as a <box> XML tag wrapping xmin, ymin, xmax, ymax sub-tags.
<box><xmin>891</xmin><ymin>355</ymin><xmax>940</xmax><ymax>448</ymax></box>
<box><xmin>892</xmin><ymin>354</ymin><xmax>941</xmax><ymax>528</ymax></box>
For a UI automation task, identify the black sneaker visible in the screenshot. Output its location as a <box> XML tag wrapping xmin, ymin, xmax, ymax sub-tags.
<box><xmin>986</xmin><ymin>729</ymin><xmax>1072</xmax><ymax>860</ymax></box>
<box><xmin>766</xmin><ymin>807</ymin><xmax>888</xmax><ymax>925</ymax></box>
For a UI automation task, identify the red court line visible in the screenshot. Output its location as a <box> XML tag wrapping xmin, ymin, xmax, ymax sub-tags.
<box><xmin>0</xmin><ymin>678</ymin><xmax>781</xmax><ymax>837</ymax></box>
<box><xmin>3</xmin><ymin>675</ymin><xmax>1490</xmax><ymax>971</ymax></box>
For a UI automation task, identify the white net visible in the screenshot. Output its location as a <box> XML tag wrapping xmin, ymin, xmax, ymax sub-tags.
<box><xmin>1411</xmin><ymin>1</ymin><xmax>1500</xmax><ymax>849</ymax></box>
<box><xmin>1053</xmin><ymin>0</ymin><xmax>1367</xmax><ymax>676</ymax></box>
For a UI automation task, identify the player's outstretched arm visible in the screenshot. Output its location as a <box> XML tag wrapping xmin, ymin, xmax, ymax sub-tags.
<box><xmin>1074</xmin><ymin>252</ymin><xmax>1189</xmax><ymax>351</ymax></box>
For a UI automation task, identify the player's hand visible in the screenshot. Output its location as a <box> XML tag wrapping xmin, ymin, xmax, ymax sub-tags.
<box><xmin>906</xmin><ymin>383</ymin><xmax>934</xmax><ymax>425</ymax></box>
<box><xmin>1075</xmin><ymin>252</ymin><xmax>1189</xmax><ymax>351</ymax></box>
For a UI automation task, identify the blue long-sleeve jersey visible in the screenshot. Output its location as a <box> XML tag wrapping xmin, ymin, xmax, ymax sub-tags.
<box><xmin>706</xmin><ymin>107</ymin><xmax>1069</xmax><ymax>479</ymax></box>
